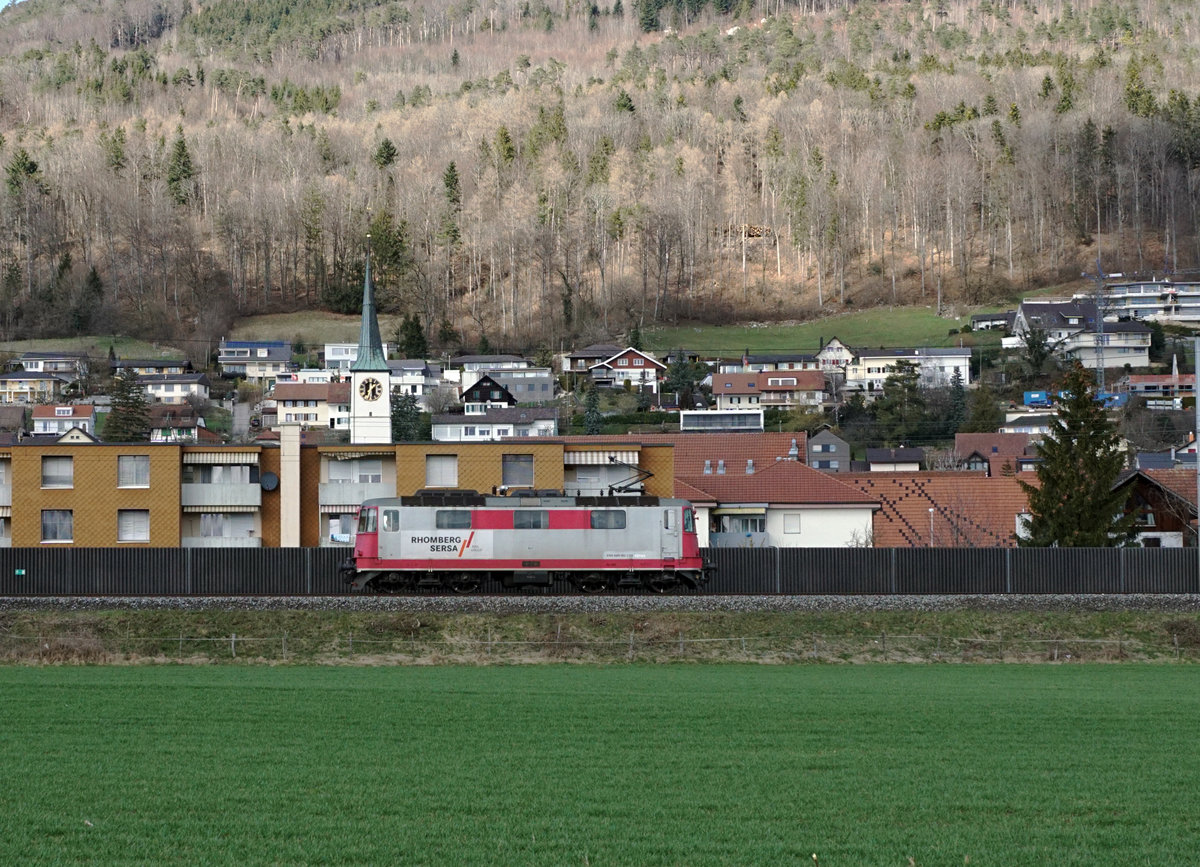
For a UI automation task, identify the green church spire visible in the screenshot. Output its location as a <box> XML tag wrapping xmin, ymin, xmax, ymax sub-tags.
<box><xmin>351</xmin><ymin>237</ymin><xmax>389</xmax><ymax>372</ymax></box>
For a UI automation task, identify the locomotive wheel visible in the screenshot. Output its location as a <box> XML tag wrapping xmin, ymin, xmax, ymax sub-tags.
<box><xmin>450</xmin><ymin>576</ymin><xmax>480</xmax><ymax>594</ymax></box>
<box><xmin>646</xmin><ymin>575</ymin><xmax>676</xmax><ymax>594</ymax></box>
<box><xmin>576</xmin><ymin>574</ymin><xmax>609</xmax><ymax>594</ymax></box>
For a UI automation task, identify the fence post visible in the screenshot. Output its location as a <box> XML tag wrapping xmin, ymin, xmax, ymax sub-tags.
<box><xmin>678</xmin><ymin>631</ymin><xmax>684</xmax><ymax>654</ymax></box>
<box><xmin>628</xmin><ymin>631</ymin><xmax>634</xmax><ymax>659</ymax></box>
<box><xmin>231</xmin><ymin>633</ymin><xmax>236</xmax><ymax>658</ymax></box>
<box><xmin>881</xmin><ymin>631</ymin><xmax>886</xmax><ymax>659</ymax></box>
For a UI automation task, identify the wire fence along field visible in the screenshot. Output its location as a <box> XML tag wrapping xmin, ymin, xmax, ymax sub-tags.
<box><xmin>5</xmin><ymin>629</ymin><xmax>1198</xmax><ymax>664</ymax></box>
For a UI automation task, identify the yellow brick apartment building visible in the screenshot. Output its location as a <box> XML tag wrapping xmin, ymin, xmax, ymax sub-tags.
<box><xmin>0</xmin><ymin>427</ymin><xmax>676</xmax><ymax>548</ymax></box>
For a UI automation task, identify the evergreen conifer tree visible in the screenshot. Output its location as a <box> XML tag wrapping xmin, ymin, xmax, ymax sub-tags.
<box><xmin>873</xmin><ymin>360</ymin><xmax>925</xmax><ymax>445</ymax></box>
<box><xmin>104</xmin><ymin>369</ymin><xmax>151</xmax><ymax>442</ymax></box>
<box><xmin>166</xmin><ymin>128</ymin><xmax>197</xmax><ymax>206</ymax></box>
<box><xmin>584</xmin><ymin>386</ymin><xmax>602</xmax><ymax>434</ymax></box>
<box><xmin>390</xmin><ymin>391</ymin><xmax>421</xmax><ymax>442</ymax></box>
<box><xmin>1018</xmin><ymin>364</ymin><xmax>1136</xmax><ymax>547</ymax></box>
<box><xmin>960</xmin><ymin>381</ymin><xmax>1003</xmax><ymax>433</ymax></box>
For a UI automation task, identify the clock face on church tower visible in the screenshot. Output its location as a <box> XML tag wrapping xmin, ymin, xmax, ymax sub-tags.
<box><xmin>358</xmin><ymin>377</ymin><xmax>383</xmax><ymax>401</ymax></box>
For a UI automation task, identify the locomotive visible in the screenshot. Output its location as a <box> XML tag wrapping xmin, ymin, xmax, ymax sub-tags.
<box><xmin>339</xmin><ymin>489</ymin><xmax>715</xmax><ymax>593</ymax></box>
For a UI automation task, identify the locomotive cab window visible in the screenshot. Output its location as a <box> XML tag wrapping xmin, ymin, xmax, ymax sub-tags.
<box><xmin>357</xmin><ymin>508</ymin><xmax>377</xmax><ymax>534</ymax></box>
<box><xmin>683</xmin><ymin>508</ymin><xmax>695</xmax><ymax>533</ymax></box>
<box><xmin>590</xmin><ymin>510</ymin><xmax>626</xmax><ymax>530</ymax></box>
<box><xmin>514</xmin><ymin>510</ymin><xmax>548</xmax><ymax>530</ymax></box>
<box><xmin>436</xmin><ymin>510</ymin><xmax>472</xmax><ymax>529</ymax></box>
<box><xmin>382</xmin><ymin>509</ymin><xmax>400</xmax><ymax>532</ymax></box>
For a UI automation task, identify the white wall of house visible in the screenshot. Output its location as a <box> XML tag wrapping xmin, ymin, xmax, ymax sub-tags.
<box><xmin>767</xmin><ymin>507</ymin><xmax>875</xmax><ymax>547</ymax></box>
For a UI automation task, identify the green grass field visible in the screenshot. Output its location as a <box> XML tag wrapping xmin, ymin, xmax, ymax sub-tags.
<box><xmin>643</xmin><ymin>306</ymin><xmax>1004</xmax><ymax>356</ymax></box>
<box><xmin>1</xmin><ymin>665</ymin><xmax>1196</xmax><ymax>864</ymax></box>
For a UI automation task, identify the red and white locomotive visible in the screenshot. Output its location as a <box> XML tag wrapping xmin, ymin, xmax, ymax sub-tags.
<box><xmin>340</xmin><ymin>490</ymin><xmax>714</xmax><ymax>593</ymax></box>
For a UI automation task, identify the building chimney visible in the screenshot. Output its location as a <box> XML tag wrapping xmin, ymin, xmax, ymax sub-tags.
<box><xmin>788</xmin><ymin>438</ymin><xmax>799</xmax><ymax>460</ymax></box>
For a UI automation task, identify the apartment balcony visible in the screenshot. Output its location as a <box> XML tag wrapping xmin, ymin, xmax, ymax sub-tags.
<box><xmin>318</xmin><ymin>480</ymin><xmax>395</xmax><ymax>508</ymax></box>
<box><xmin>0</xmin><ymin>487</ymin><xmax>10</xmax><ymax>507</ymax></box>
<box><xmin>181</xmin><ymin>483</ymin><xmax>262</xmax><ymax>509</ymax></box>
<box><xmin>182</xmin><ymin>536</ymin><xmax>263</xmax><ymax>548</ymax></box>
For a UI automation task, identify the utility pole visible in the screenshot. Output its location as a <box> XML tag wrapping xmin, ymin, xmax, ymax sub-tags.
<box><xmin>1081</xmin><ymin>259</ymin><xmax>1112</xmax><ymax>393</ymax></box>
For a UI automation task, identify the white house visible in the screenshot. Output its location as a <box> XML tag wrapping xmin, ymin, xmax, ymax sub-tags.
<box><xmin>31</xmin><ymin>405</ymin><xmax>95</xmax><ymax>436</ymax></box>
<box><xmin>675</xmin><ymin>459</ymin><xmax>878</xmax><ymax>548</ymax></box>
<box><xmin>140</xmin><ymin>373</ymin><xmax>210</xmax><ymax>405</ymax></box>
<box><xmin>1005</xmin><ymin>300</ymin><xmax>1152</xmax><ymax>369</ymax></box>
<box><xmin>844</xmin><ymin>347</ymin><xmax>972</xmax><ymax>394</ymax></box>
<box><xmin>324</xmin><ymin>342</ymin><xmax>394</xmax><ymax>372</ymax></box>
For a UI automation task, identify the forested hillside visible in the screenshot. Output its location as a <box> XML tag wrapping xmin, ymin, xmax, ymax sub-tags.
<box><xmin>1</xmin><ymin>0</ymin><xmax>1199</xmax><ymax>360</ymax></box>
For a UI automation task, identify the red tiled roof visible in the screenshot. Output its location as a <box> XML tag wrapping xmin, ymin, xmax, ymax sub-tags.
<box><xmin>954</xmin><ymin>433</ymin><xmax>1035</xmax><ymax>467</ymax></box>
<box><xmin>711</xmin><ymin>373</ymin><xmax>760</xmax><ymax>395</ymax></box>
<box><xmin>328</xmin><ymin>381</ymin><xmax>351</xmax><ymax>404</ymax></box>
<box><xmin>841</xmin><ymin>472</ymin><xmax>1035</xmax><ymax>547</ymax></box>
<box><xmin>272</xmin><ymin>383</ymin><xmax>331</xmax><ymax>401</ymax></box>
<box><xmin>31</xmin><ymin>405</ymin><xmax>93</xmax><ymax>419</ymax></box>
<box><xmin>680</xmin><ymin>460</ymin><xmax>877</xmax><ymax>505</ymax></box>
<box><xmin>760</xmin><ymin>370</ymin><xmax>825</xmax><ymax>392</ymax></box>
<box><xmin>1139</xmin><ymin>469</ymin><xmax>1198</xmax><ymax>509</ymax></box>
<box><xmin>550</xmin><ymin>432</ymin><xmax>808</xmax><ymax>475</ymax></box>
<box><xmin>1126</xmin><ymin>374</ymin><xmax>1195</xmax><ymax>385</ymax></box>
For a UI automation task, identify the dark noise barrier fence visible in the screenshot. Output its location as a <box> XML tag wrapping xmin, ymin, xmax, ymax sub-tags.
<box><xmin>0</xmin><ymin>546</ymin><xmax>1198</xmax><ymax>596</ymax></box>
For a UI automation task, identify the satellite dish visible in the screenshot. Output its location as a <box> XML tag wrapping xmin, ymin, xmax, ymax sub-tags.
<box><xmin>260</xmin><ymin>471</ymin><xmax>279</xmax><ymax>492</ymax></box>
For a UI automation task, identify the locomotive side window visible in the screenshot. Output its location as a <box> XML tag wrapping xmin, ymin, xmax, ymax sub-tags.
<box><xmin>382</xmin><ymin>509</ymin><xmax>400</xmax><ymax>532</ymax></box>
<box><xmin>436</xmin><ymin>510</ymin><xmax>472</xmax><ymax>529</ymax></box>
<box><xmin>664</xmin><ymin>509</ymin><xmax>677</xmax><ymax>530</ymax></box>
<box><xmin>513</xmin><ymin>510</ymin><xmax>548</xmax><ymax>530</ymax></box>
<box><xmin>590</xmin><ymin>510</ymin><xmax>626</xmax><ymax>530</ymax></box>
<box><xmin>357</xmin><ymin>508</ymin><xmax>377</xmax><ymax>534</ymax></box>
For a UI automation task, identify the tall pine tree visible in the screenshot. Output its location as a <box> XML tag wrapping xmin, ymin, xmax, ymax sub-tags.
<box><xmin>390</xmin><ymin>391</ymin><xmax>421</xmax><ymax>442</ymax></box>
<box><xmin>1018</xmin><ymin>364</ymin><xmax>1135</xmax><ymax>547</ymax></box>
<box><xmin>104</xmin><ymin>369</ymin><xmax>151</xmax><ymax>442</ymax></box>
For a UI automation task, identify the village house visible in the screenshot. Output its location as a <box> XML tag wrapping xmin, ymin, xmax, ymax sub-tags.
<box><xmin>1005</xmin><ymin>299</ymin><xmax>1152</xmax><ymax>369</ymax></box>
<box><xmin>711</xmin><ymin>370</ymin><xmax>825</xmax><ymax>412</ymax></box>
<box><xmin>140</xmin><ymin>373</ymin><xmax>210</xmax><ymax>405</ymax></box>
<box><xmin>843</xmin><ymin>347</ymin><xmax>972</xmax><ymax>395</ymax></box>
<box><xmin>217</xmin><ymin>340</ymin><xmax>293</xmax><ymax>387</ymax></box>
<box><xmin>31</xmin><ymin>405</ymin><xmax>96</xmax><ymax>437</ymax></box>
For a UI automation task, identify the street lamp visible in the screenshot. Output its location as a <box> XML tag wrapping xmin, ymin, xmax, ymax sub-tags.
<box><xmin>928</xmin><ymin>507</ymin><xmax>935</xmax><ymax>548</ymax></box>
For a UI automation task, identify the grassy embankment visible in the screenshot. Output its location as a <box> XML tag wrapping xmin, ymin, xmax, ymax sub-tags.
<box><xmin>3</xmin><ymin>608</ymin><xmax>1200</xmax><ymax>664</ymax></box>
<box><xmin>1</xmin><ymin>664</ymin><xmax>1198</xmax><ymax>864</ymax></box>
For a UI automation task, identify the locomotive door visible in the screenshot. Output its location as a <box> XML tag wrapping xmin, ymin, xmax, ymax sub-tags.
<box><xmin>661</xmin><ymin>508</ymin><xmax>679</xmax><ymax>561</ymax></box>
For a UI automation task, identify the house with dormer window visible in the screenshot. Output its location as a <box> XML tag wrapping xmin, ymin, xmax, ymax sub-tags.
<box><xmin>712</xmin><ymin>370</ymin><xmax>826</xmax><ymax>411</ymax></box>
<box><xmin>32</xmin><ymin>405</ymin><xmax>95</xmax><ymax>436</ymax></box>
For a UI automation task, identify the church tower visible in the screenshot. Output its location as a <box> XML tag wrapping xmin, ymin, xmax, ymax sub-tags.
<box><xmin>349</xmin><ymin>240</ymin><xmax>392</xmax><ymax>444</ymax></box>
